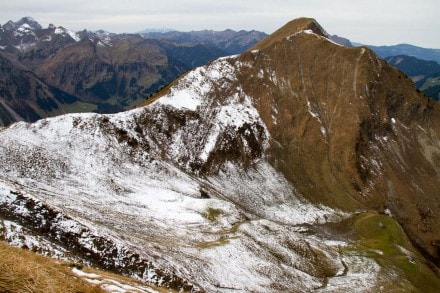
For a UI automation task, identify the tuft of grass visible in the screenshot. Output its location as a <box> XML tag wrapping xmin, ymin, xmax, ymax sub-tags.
<box><xmin>203</xmin><ymin>208</ymin><xmax>223</xmax><ymax>222</ymax></box>
<box><xmin>196</xmin><ymin>237</ymin><xmax>230</xmax><ymax>249</ymax></box>
<box><xmin>196</xmin><ymin>235</ymin><xmax>241</xmax><ymax>249</ymax></box>
<box><xmin>228</xmin><ymin>223</ymin><xmax>241</xmax><ymax>233</ymax></box>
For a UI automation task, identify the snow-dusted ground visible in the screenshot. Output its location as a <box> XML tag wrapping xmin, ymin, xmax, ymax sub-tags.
<box><xmin>71</xmin><ymin>267</ymin><xmax>159</xmax><ymax>293</ymax></box>
<box><xmin>0</xmin><ymin>55</ymin><xmax>384</xmax><ymax>291</ymax></box>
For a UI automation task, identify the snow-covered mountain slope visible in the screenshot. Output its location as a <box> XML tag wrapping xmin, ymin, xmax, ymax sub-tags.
<box><xmin>0</xmin><ymin>57</ymin><xmax>357</xmax><ymax>291</ymax></box>
<box><xmin>1</xmin><ymin>17</ymin><xmax>440</xmax><ymax>291</ymax></box>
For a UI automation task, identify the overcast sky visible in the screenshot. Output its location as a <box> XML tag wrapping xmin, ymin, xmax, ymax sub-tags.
<box><xmin>2</xmin><ymin>0</ymin><xmax>439</xmax><ymax>48</ymax></box>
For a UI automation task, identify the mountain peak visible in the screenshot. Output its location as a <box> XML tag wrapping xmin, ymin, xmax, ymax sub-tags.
<box><xmin>250</xmin><ymin>17</ymin><xmax>329</xmax><ymax>51</ymax></box>
<box><xmin>2</xmin><ymin>17</ymin><xmax>42</xmax><ymax>31</ymax></box>
<box><xmin>15</xmin><ymin>17</ymin><xmax>42</xmax><ymax>30</ymax></box>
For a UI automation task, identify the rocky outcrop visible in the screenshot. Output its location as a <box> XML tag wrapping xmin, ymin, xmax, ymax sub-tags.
<box><xmin>0</xmin><ymin>188</ymin><xmax>201</xmax><ymax>291</ymax></box>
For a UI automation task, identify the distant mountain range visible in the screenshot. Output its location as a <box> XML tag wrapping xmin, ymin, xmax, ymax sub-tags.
<box><xmin>385</xmin><ymin>55</ymin><xmax>440</xmax><ymax>101</ymax></box>
<box><xmin>0</xmin><ymin>17</ymin><xmax>267</xmax><ymax>126</ymax></box>
<box><xmin>385</xmin><ymin>55</ymin><xmax>440</xmax><ymax>100</ymax></box>
<box><xmin>0</xmin><ymin>52</ymin><xmax>83</xmax><ymax>126</ymax></box>
<box><xmin>141</xmin><ymin>29</ymin><xmax>268</xmax><ymax>55</ymax></box>
<box><xmin>354</xmin><ymin>43</ymin><xmax>440</xmax><ymax>64</ymax></box>
<box><xmin>349</xmin><ymin>42</ymin><xmax>440</xmax><ymax>100</ymax></box>
<box><xmin>384</xmin><ymin>55</ymin><xmax>440</xmax><ymax>78</ymax></box>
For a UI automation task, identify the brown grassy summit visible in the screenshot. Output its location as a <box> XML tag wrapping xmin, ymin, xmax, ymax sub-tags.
<box><xmin>250</xmin><ymin>17</ymin><xmax>328</xmax><ymax>51</ymax></box>
<box><xmin>237</xmin><ymin>18</ymin><xmax>440</xmax><ymax>267</ymax></box>
<box><xmin>142</xmin><ymin>17</ymin><xmax>440</xmax><ymax>271</ymax></box>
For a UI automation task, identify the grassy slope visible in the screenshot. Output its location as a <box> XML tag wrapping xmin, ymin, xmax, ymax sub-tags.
<box><xmin>350</xmin><ymin>213</ymin><xmax>440</xmax><ymax>292</ymax></box>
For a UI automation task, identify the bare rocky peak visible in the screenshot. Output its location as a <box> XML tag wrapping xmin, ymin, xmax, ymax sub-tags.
<box><xmin>2</xmin><ymin>17</ymin><xmax>42</xmax><ymax>31</ymax></box>
<box><xmin>330</xmin><ymin>34</ymin><xmax>353</xmax><ymax>47</ymax></box>
<box><xmin>2</xmin><ymin>20</ymin><xmax>17</xmax><ymax>31</ymax></box>
<box><xmin>15</xmin><ymin>16</ymin><xmax>42</xmax><ymax>30</ymax></box>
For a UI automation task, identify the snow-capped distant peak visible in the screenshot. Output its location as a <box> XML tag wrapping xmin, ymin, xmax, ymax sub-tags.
<box><xmin>16</xmin><ymin>17</ymin><xmax>42</xmax><ymax>30</ymax></box>
<box><xmin>5</xmin><ymin>17</ymin><xmax>42</xmax><ymax>38</ymax></box>
<box><xmin>93</xmin><ymin>30</ymin><xmax>112</xmax><ymax>46</ymax></box>
<box><xmin>54</xmin><ymin>26</ymin><xmax>81</xmax><ymax>42</ymax></box>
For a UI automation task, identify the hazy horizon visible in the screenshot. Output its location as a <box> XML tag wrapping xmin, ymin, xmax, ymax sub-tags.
<box><xmin>1</xmin><ymin>0</ymin><xmax>439</xmax><ymax>48</ymax></box>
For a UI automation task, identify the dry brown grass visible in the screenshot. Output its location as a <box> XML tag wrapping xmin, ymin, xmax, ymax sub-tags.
<box><xmin>0</xmin><ymin>241</ymin><xmax>171</xmax><ymax>293</ymax></box>
<box><xmin>0</xmin><ymin>241</ymin><xmax>104</xmax><ymax>293</ymax></box>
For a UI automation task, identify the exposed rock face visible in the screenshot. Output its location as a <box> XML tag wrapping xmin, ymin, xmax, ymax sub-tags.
<box><xmin>0</xmin><ymin>17</ymin><xmax>440</xmax><ymax>291</ymax></box>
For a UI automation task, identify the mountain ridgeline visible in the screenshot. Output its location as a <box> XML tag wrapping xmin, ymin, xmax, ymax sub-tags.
<box><xmin>141</xmin><ymin>29</ymin><xmax>268</xmax><ymax>55</ymax></box>
<box><xmin>366</xmin><ymin>43</ymin><xmax>440</xmax><ymax>64</ymax></box>
<box><xmin>1</xmin><ymin>17</ymin><xmax>440</xmax><ymax>291</ymax></box>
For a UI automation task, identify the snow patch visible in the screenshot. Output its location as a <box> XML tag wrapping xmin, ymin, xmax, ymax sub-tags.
<box><xmin>72</xmin><ymin>268</ymin><xmax>100</xmax><ymax>278</ymax></box>
<box><xmin>395</xmin><ymin>57</ymin><xmax>404</xmax><ymax>65</ymax></box>
<box><xmin>72</xmin><ymin>268</ymin><xmax>159</xmax><ymax>292</ymax></box>
<box><xmin>384</xmin><ymin>208</ymin><xmax>392</xmax><ymax>217</ymax></box>
<box><xmin>324</xmin><ymin>255</ymin><xmax>381</xmax><ymax>292</ymax></box>
<box><xmin>158</xmin><ymin>89</ymin><xmax>202</xmax><ymax>111</ymax></box>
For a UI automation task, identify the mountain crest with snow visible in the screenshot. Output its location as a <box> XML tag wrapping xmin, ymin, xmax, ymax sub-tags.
<box><xmin>250</xmin><ymin>17</ymin><xmax>329</xmax><ymax>51</ymax></box>
<box><xmin>1</xmin><ymin>17</ymin><xmax>440</xmax><ymax>291</ymax></box>
<box><xmin>15</xmin><ymin>16</ymin><xmax>43</xmax><ymax>30</ymax></box>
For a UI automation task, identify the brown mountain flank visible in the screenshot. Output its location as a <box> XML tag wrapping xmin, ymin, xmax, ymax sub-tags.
<box><xmin>237</xmin><ymin>18</ymin><xmax>440</xmax><ymax>267</ymax></box>
<box><xmin>150</xmin><ymin>17</ymin><xmax>440</xmax><ymax>268</ymax></box>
